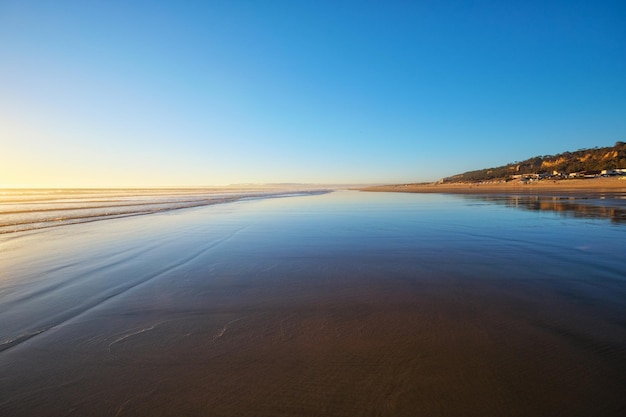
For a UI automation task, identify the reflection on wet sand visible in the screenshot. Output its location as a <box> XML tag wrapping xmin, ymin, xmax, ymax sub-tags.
<box><xmin>465</xmin><ymin>194</ymin><xmax>626</xmax><ymax>224</ymax></box>
<box><xmin>1</xmin><ymin>191</ymin><xmax>625</xmax><ymax>416</ymax></box>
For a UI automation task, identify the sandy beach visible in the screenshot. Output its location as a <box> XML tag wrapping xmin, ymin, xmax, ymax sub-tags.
<box><xmin>361</xmin><ymin>177</ymin><xmax>626</xmax><ymax>195</ymax></box>
<box><xmin>1</xmin><ymin>191</ymin><xmax>625</xmax><ymax>416</ymax></box>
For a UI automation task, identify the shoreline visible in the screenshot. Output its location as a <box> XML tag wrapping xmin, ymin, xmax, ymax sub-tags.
<box><xmin>359</xmin><ymin>177</ymin><xmax>626</xmax><ymax>195</ymax></box>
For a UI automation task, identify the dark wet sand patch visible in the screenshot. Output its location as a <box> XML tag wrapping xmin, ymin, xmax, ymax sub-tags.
<box><xmin>2</xmin><ymin>271</ymin><xmax>625</xmax><ymax>417</ymax></box>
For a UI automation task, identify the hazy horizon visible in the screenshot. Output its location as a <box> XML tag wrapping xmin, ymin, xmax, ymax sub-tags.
<box><xmin>2</xmin><ymin>1</ymin><xmax>625</xmax><ymax>188</ymax></box>
<box><xmin>0</xmin><ymin>182</ymin><xmax>379</xmax><ymax>191</ymax></box>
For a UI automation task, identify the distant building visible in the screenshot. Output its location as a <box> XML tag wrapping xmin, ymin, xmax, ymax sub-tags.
<box><xmin>601</xmin><ymin>169</ymin><xmax>618</xmax><ymax>176</ymax></box>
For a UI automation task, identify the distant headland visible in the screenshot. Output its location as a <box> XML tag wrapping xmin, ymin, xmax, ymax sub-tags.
<box><xmin>440</xmin><ymin>141</ymin><xmax>626</xmax><ymax>183</ymax></box>
<box><xmin>361</xmin><ymin>142</ymin><xmax>626</xmax><ymax>194</ymax></box>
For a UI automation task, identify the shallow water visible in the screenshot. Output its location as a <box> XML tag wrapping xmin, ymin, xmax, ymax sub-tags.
<box><xmin>0</xmin><ymin>188</ymin><xmax>321</xmax><ymax>234</ymax></box>
<box><xmin>1</xmin><ymin>190</ymin><xmax>625</xmax><ymax>416</ymax></box>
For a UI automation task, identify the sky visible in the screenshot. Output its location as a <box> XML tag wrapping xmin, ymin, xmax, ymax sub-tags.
<box><xmin>1</xmin><ymin>0</ymin><xmax>625</xmax><ymax>187</ymax></box>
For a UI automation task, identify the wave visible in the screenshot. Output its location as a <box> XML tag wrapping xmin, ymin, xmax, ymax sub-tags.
<box><xmin>0</xmin><ymin>189</ymin><xmax>329</xmax><ymax>234</ymax></box>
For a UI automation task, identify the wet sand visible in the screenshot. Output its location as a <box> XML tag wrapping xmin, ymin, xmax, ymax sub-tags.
<box><xmin>1</xmin><ymin>191</ymin><xmax>625</xmax><ymax>416</ymax></box>
<box><xmin>2</xmin><ymin>271</ymin><xmax>625</xmax><ymax>416</ymax></box>
<box><xmin>0</xmin><ymin>272</ymin><xmax>626</xmax><ymax>416</ymax></box>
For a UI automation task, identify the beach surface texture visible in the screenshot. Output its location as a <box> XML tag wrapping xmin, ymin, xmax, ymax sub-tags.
<box><xmin>1</xmin><ymin>189</ymin><xmax>625</xmax><ymax>416</ymax></box>
<box><xmin>360</xmin><ymin>176</ymin><xmax>626</xmax><ymax>194</ymax></box>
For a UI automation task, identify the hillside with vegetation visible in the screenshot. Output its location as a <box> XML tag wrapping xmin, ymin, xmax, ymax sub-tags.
<box><xmin>443</xmin><ymin>142</ymin><xmax>626</xmax><ymax>183</ymax></box>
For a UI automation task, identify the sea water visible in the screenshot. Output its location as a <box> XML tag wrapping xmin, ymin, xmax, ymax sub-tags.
<box><xmin>0</xmin><ymin>188</ymin><xmax>323</xmax><ymax>234</ymax></box>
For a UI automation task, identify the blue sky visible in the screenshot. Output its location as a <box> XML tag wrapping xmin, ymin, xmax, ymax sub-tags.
<box><xmin>1</xmin><ymin>0</ymin><xmax>625</xmax><ymax>187</ymax></box>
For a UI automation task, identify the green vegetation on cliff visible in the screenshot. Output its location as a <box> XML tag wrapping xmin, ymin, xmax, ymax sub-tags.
<box><xmin>444</xmin><ymin>142</ymin><xmax>626</xmax><ymax>183</ymax></box>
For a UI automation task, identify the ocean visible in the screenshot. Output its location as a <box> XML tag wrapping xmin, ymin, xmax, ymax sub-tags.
<box><xmin>1</xmin><ymin>190</ymin><xmax>625</xmax><ymax>416</ymax></box>
<box><xmin>0</xmin><ymin>188</ymin><xmax>325</xmax><ymax>234</ymax></box>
